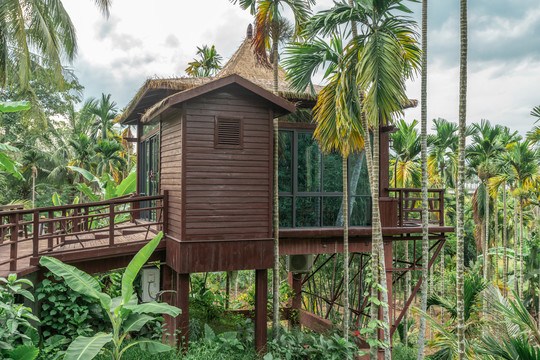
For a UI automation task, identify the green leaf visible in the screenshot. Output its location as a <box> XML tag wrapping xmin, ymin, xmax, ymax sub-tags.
<box><xmin>121</xmin><ymin>232</ymin><xmax>163</xmax><ymax>305</ymax></box>
<box><xmin>122</xmin><ymin>314</ymin><xmax>153</xmax><ymax>333</ymax></box>
<box><xmin>0</xmin><ymin>152</ymin><xmax>22</xmax><ymax>179</ymax></box>
<box><xmin>64</xmin><ymin>333</ymin><xmax>112</xmax><ymax>360</ymax></box>
<box><xmin>68</xmin><ymin>166</ymin><xmax>98</xmax><ymax>183</ymax></box>
<box><xmin>0</xmin><ymin>101</ymin><xmax>31</xmax><ymax>113</ymax></box>
<box><xmin>204</xmin><ymin>324</ymin><xmax>215</xmax><ymax>340</ymax></box>
<box><xmin>136</xmin><ymin>339</ymin><xmax>172</xmax><ymax>354</ymax></box>
<box><xmin>124</xmin><ymin>302</ymin><xmax>181</xmax><ymax>317</ymax></box>
<box><xmin>39</xmin><ymin>257</ymin><xmax>111</xmax><ymax>311</ymax></box>
<box><xmin>8</xmin><ymin>345</ymin><xmax>39</xmax><ymax>360</ymax></box>
<box><xmin>75</xmin><ymin>183</ymin><xmax>100</xmax><ymax>202</ymax></box>
<box><xmin>116</xmin><ymin>171</ymin><xmax>136</xmax><ymax>197</ymax></box>
<box><xmin>52</xmin><ymin>192</ymin><xmax>62</xmax><ymax>207</ymax></box>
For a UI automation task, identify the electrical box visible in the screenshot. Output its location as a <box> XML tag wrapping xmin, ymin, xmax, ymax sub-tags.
<box><xmin>141</xmin><ymin>267</ymin><xmax>160</xmax><ymax>303</ymax></box>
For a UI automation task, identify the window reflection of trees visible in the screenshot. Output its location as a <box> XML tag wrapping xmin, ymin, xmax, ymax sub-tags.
<box><xmin>278</xmin><ymin>129</ymin><xmax>371</xmax><ymax>228</ymax></box>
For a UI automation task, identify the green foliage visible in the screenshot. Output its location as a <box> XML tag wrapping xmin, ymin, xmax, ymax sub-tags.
<box><xmin>0</xmin><ymin>101</ymin><xmax>31</xmax><ymax>113</ymax></box>
<box><xmin>36</xmin><ymin>273</ymin><xmax>110</xmax><ymax>340</ymax></box>
<box><xmin>267</xmin><ymin>328</ymin><xmax>359</xmax><ymax>360</ymax></box>
<box><xmin>392</xmin><ymin>343</ymin><xmax>417</xmax><ymax>360</ymax></box>
<box><xmin>0</xmin><ymin>274</ymin><xmax>40</xmax><ymax>359</ymax></box>
<box><xmin>39</xmin><ymin>232</ymin><xmax>180</xmax><ymax>360</ymax></box>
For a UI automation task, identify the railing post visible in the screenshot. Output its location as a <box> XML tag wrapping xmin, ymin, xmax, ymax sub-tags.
<box><xmin>48</xmin><ymin>210</ymin><xmax>54</xmax><ymax>249</ymax></box>
<box><xmin>109</xmin><ymin>204</ymin><xmax>115</xmax><ymax>246</ymax></box>
<box><xmin>163</xmin><ymin>190</ymin><xmax>169</xmax><ymax>234</ymax></box>
<box><xmin>398</xmin><ymin>190</ymin><xmax>403</xmax><ymax>227</ymax></box>
<box><xmin>9</xmin><ymin>213</ymin><xmax>18</xmax><ymax>271</ymax></box>
<box><xmin>438</xmin><ymin>190</ymin><xmax>442</xmax><ymax>225</ymax></box>
<box><xmin>73</xmin><ymin>207</ymin><xmax>80</xmax><ymax>234</ymax></box>
<box><xmin>33</xmin><ymin>210</ymin><xmax>39</xmax><ymax>257</ymax></box>
<box><xmin>61</xmin><ymin>210</ymin><xmax>67</xmax><ymax>245</ymax></box>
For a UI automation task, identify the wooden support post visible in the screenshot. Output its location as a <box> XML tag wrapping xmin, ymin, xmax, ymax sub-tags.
<box><xmin>289</xmin><ymin>272</ymin><xmax>302</xmax><ymax>328</ymax></box>
<box><xmin>177</xmin><ymin>273</ymin><xmax>190</xmax><ymax>351</ymax></box>
<box><xmin>61</xmin><ymin>210</ymin><xmax>67</xmax><ymax>245</ymax></box>
<box><xmin>48</xmin><ymin>211</ymin><xmax>54</xmax><ymax>249</ymax></box>
<box><xmin>109</xmin><ymin>204</ymin><xmax>115</xmax><ymax>246</ymax></box>
<box><xmin>384</xmin><ymin>241</ymin><xmax>394</xmax><ymax>326</ymax></box>
<box><xmin>9</xmin><ymin>213</ymin><xmax>18</xmax><ymax>271</ymax></box>
<box><xmin>73</xmin><ymin>208</ymin><xmax>80</xmax><ymax>234</ymax></box>
<box><xmin>161</xmin><ymin>265</ymin><xmax>176</xmax><ymax>346</ymax></box>
<box><xmin>162</xmin><ymin>190</ymin><xmax>169</xmax><ymax>234</ymax></box>
<box><xmin>255</xmin><ymin>269</ymin><xmax>268</xmax><ymax>354</ymax></box>
<box><xmin>33</xmin><ymin>210</ymin><xmax>39</xmax><ymax>257</ymax></box>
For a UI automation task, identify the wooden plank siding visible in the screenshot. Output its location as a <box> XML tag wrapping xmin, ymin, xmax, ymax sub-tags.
<box><xmin>183</xmin><ymin>89</ymin><xmax>272</xmax><ymax>241</ymax></box>
<box><xmin>160</xmin><ymin>109</ymin><xmax>183</xmax><ymax>239</ymax></box>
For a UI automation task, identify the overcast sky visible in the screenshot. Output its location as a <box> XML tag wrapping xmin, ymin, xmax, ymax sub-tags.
<box><xmin>62</xmin><ymin>0</ymin><xmax>540</xmax><ymax>136</ymax></box>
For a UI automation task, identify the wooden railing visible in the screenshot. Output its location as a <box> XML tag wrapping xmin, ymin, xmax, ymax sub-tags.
<box><xmin>0</xmin><ymin>193</ymin><xmax>166</xmax><ymax>273</ymax></box>
<box><xmin>387</xmin><ymin>188</ymin><xmax>445</xmax><ymax>227</ymax></box>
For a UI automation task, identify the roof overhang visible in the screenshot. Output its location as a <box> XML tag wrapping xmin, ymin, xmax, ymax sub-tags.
<box><xmin>140</xmin><ymin>74</ymin><xmax>296</xmax><ymax>123</ymax></box>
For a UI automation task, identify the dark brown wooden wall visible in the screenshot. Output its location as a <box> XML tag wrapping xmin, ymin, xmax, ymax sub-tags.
<box><xmin>183</xmin><ymin>88</ymin><xmax>272</xmax><ymax>241</ymax></box>
<box><xmin>160</xmin><ymin>109</ymin><xmax>183</xmax><ymax>239</ymax></box>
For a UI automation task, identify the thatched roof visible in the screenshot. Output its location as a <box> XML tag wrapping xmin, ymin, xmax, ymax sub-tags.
<box><xmin>141</xmin><ymin>74</ymin><xmax>296</xmax><ymax>123</ymax></box>
<box><xmin>117</xmin><ymin>24</ymin><xmax>416</xmax><ymax>125</ymax></box>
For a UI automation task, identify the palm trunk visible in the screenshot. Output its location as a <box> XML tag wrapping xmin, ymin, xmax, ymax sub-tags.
<box><xmin>519</xmin><ymin>199</ymin><xmax>524</xmax><ymax>299</ymax></box>
<box><xmin>343</xmin><ymin>154</ymin><xmax>350</xmax><ymax>340</ymax></box>
<box><xmin>514</xmin><ymin>196</ymin><xmax>519</xmax><ymax>295</ymax></box>
<box><xmin>494</xmin><ymin>190</ymin><xmax>499</xmax><ymax>285</ymax></box>
<box><xmin>417</xmin><ymin>0</ymin><xmax>429</xmax><ymax>357</ymax></box>
<box><xmin>456</xmin><ymin>0</ymin><xmax>468</xmax><ymax>358</ymax></box>
<box><xmin>404</xmin><ymin>239</ymin><xmax>409</xmax><ymax>346</ymax></box>
<box><xmin>483</xmin><ymin>183</ymin><xmax>489</xmax><ymax>330</ymax></box>
<box><xmin>503</xmin><ymin>182</ymin><xmax>508</xmax><ymax>296</ymax></box>
<box><xmin>371</xmin><ymin>126</ymin><xmax>391</xmax><ymax>360</ymax></box>
<box><xmin>271</xmin><ymin>23</ymin><xmax>280</xmax><ymax>339</ymax></box>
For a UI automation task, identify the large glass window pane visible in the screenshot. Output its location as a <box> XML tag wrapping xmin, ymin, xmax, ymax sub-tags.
<box><xmin>323</xmin><ymin>152</ymin><xmax>342</xmax><ymax>193</ymax></box>
<box><xmin>350</xmin><ymin>196</ymin><xmax>371</xmax><ymax>226</ymax></box>
<box><xmin>296</xmin><ymin>197</ymin><xmax>321</xmax><ymax>227</ymax></box>
<box><xmin>297</xmin><ymin>133</ymin><xmax>321</xmax><ymax>192</ymax></box>
<box><xmin>350</xmin><ymin>151</ymin><xmax>370</xmax><ymax>195</ymax></box>
<box><xmin>279</xmin><ymin>196</ymin><xmax>293</xmax><ymax>228</ymax></box>
<box><xmin>278</xmin><ymin>131</ymin><xmax>292</xmax><ymax>193</ymax></box>
<box><xmin>322</xmin><ymin>197</ymin><xmax>342</xmax><ymax>227</ymax></box>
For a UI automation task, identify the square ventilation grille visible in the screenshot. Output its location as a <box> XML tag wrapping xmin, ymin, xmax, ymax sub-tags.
<box><xmin>215</xmin><ymin>117</ymin><xmax>243</xmax><ymax>149</ymax></box>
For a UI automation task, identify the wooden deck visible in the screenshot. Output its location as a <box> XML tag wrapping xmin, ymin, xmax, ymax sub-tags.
<box><xmin>0</xmin><ymin>194</ymin><xmax>165</xmax><ymax>277</ymax></box>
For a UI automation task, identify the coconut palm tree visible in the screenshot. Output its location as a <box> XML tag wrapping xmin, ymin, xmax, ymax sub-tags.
<box><xmin>89</xmin><ymin>93</ymin><xmax>118</xmax><ymax>141</ymax></box>
<box><xmin>0</xmin><ymin>0</ymin><xmax>111</xmax><ymax>90</ymax></box>
<box><xmin>185</xmin><ymin>45</ymin><xmax>223</xmax><ymax>77</ymax></box>
<box><xmin>456</xmin><ymin>0</ymin><xmax>468</xmax><ymax>358</ymax></box>
<box><xmin>233</xmin><ymin>0</ymin><xmax>315</xmax><ymax>339</ymax></box>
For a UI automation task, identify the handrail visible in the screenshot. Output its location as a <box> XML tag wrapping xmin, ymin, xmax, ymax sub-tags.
<box><xmin>0</xmin><ymin>192</ymin><xmax>167</xmax><ymax>274</ymax></box>
<box><xmin>387</xmin><ymin>188</ymin><xmax>445</xmax><ymax>227</ymax></box>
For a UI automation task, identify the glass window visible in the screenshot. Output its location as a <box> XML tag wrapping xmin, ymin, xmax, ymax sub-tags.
<box><xmin>278</xmin><ymin>129</ymin><xmax>371</xmax><ymax>228</ymax></box>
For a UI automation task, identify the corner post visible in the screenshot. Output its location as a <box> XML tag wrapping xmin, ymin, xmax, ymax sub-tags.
<box><xmin>177</xmin><ymin>273</ymin><xmax>190</xmax><ymax>351</ymax></box>
<box><xmin>255</xmin><ymin>269</ymin><xmax>268</xmax><ymax>354</ymax></box>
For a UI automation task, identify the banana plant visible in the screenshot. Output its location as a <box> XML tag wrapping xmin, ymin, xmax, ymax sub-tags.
<box><xmin>68</xmin><ymin>166</ymin><xmax>137</xmax><ymax>201</ymax></box>
<box><xmin>39</xmin><ymin>232</ymin><xmax>180</xmax><ymax>360</ymax></box>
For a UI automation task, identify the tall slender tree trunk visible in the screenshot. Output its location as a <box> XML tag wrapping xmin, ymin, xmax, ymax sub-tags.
<box><xmin>483</xmin><ymin>184</ymin><xmax>489</xmax><ymax>330</ymax></box>
<box><xmin>514</xmin><ymin>196</ymin><xmax>519</xmax><ymax>295</ymax></box>
<box><xmin>519</xmin><ymin>199</ymin><xmax>524</xmax><ymax>299</ymax></box>
<box><xmin>404</xmin><ymin>240</ymin><xmax>409</xmax><ymax>346</ymax></box>
<box><xmin>417</xmin><ymin>0</ymin><xmax>429</xmax><ymax>357</ymax></box>
<box><xmin>343</xmin><ymin>154</ymin><xmax>350</xmax><ymax>340</ymax></box>
<box><xmin>456</xmin><ymin>0</ymin><xmax>468</xmax><ymax>358</ymax></box>
<box><xmin>494</xmin><ymin>190</ymin><xmax>499</xmax><ymax>285</ymax></box>
<box><xmin>503</xmin><ymin>182</ymin><xmax>508</xmax><ymax>296</ymax></box>
<box><xmin>271</xmin><ymin>24</ymin><xmax>280</xmax><ymax>339</ymax></box>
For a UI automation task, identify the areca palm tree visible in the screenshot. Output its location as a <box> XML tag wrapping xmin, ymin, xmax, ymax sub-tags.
<box><xmin>527</xmin><ymin>105</ymin><xmax>540</xmax><ymax>146</ymax></box>
<box><xmin>456</xmin><ymin>0</ymin><xmax>468</xmax><ymax>358</ymax></box>
<box><xmin>390</xmin><ymin>119</ymin><xmax>423</xmax><ymax>188</ymax></box>
<box><xmin>428</xmin><ymin>118</ymin><xmax>458</xmax><ymax>188</ymax></box>
<box><xmin>233</xmin><ymin>0</ymin><xmax>315</xmax><ymax>339</ymax></box>
<box><xmin>89</xmin><ymin>93</ymin><xmax>118</xmax><ymax>141</ymax></box>
<box><xmin>287</xmin><ymin>1</ymin><xmax>421</xmax><ymax>356</ymax></box>
<box><xmin>94</xmin><ymin>140</ymin><xmax>126</xmax><ymax>181</ymax></box>
<box><xmin>185</xmin><ymin>45</ymin><xmax>222</xmax><ymax>77</ymax></box>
